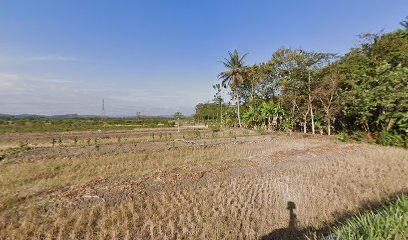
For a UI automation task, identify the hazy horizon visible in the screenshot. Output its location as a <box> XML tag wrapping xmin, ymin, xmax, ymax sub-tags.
<box><xmin>1</xmin><ymin>0</ymin><xmax>407</xmax><ymax>116</ymax></box>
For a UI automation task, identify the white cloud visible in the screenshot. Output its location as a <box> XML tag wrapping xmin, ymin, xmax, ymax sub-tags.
<box><xmin>0</xmin><ymin>72</ymin><xmax>195</xmax><ymax>116</ymax></box>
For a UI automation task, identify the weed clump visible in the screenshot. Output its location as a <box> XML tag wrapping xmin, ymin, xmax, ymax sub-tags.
<box><xmin>351</xmin><ymin>131</ymin><xmax>366</xmax><ymax>143</ymax></box>
<box><xmin>336</xmin><ymin>132</ymin><xmax>349</xmax><ymax>142</ymax></box>
<box><xmin>321</xmin><ymin>195</ymin><xmax>408</xmax><ymax>239</ymax></box>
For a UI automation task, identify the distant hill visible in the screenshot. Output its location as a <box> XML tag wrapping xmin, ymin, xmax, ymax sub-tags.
<box><xmin>0</xmin><ymin>113</ymin><xmax>88</xmax><ymax>119</ymax></box>
<box><xmin>0</xmin><ymin>113</ymin><xmax>176</xmax><ymax>120</ymax></box>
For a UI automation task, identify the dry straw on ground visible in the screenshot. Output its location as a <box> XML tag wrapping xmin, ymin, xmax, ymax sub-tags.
<box><xmin>0</xmin><ymin>130</ymin><xmax>407</xmax><ymax>239</ymax></box>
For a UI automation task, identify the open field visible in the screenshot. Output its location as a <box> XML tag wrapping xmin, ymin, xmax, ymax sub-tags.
<box><xmin>0</xmin><ymin>128</ymin><xmax>407</xmax><ymax>239</ymax></box>
<box><xmin>0</xmin><ymin>118</ymin><xmax>176</xmax><ymax>134</ymax></box>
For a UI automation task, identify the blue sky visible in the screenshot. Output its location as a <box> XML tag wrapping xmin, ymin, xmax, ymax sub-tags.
<box><xmin>0</xmin><ymin>0</ymin><xmax>406</xmax><ymax>116</ymax></box>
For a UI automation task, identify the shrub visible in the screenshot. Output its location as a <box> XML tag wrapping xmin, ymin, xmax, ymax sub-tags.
<box><xmin>209</xmin><ymin>123</ymin><xmax>221</xmax><ymax>133</ymax></box>
<box><xmin>377</xmin><ymin>131</ymin><xmax>406</xmax><ymax>147</ymax></box>
<box><xmin>352</xmin><ymin>131</ymin><xmax>366</xmax><ymax>142</ymax></box>
<box><xmin>320</xmin><ymin>195</ymin><xmax>408</xmax><ymax>239</ymax></box>
<box><xmin>336</xmin><ymin>132</ymin><xmax>349</xmax><ymax>142</ymax></box>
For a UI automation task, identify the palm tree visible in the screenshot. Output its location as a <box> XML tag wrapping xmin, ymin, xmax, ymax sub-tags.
<box><xmin>218</xmin><ymin>50</ymin><xmax>248</xmax><ymax>127</ymax></box>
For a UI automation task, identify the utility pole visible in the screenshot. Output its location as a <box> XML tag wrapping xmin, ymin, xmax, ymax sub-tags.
<box><xmin>101</xmin><ymin>99</ymin><xmax>105</xmax><ymax>118</ymax></box>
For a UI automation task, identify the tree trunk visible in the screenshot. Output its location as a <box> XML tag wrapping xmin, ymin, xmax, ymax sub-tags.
<box><xmin>251</xmin><ymin>82</ymin><xmax>254</xmax><ymax>100</ymax></box>
<box><xmin>325</xmin><ymin>109</ymin><xmax>331</xmax><ymax>136</ymax></box>
<box><xmin>220</xmin><ymin>103</ymin><xmax>223</xmax><ymax>124</ymax></box>
<box><xmin>310</xmin><ymin>103</ymin><xmax>315</xmax><ymax>134</ymax></box>
<box><xmin>236</xmin><ymin>91</ymin><xmax>242</xmax><ymax>128</ymax></box>
<box><xmin>291</xmin><ymin>99</ymin><xmax>297</xmax><ymax>129</ymax></box>
<box><xmin>327</xmin><ymin>121</ymin><xmax>331</xmax><ymax>136</ymax></box>
<box><xmin>308</xmin><ymin>71</ymin><xmax>315</xmax><ymax>134</ymax></box>
<box><xmin>303</xmin><ymin>115</ymin><xmax>307</xmax><ymax>133</ymax></box>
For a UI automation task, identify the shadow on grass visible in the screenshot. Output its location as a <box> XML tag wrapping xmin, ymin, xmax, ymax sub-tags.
<box><xmin>261</xmin><ymin>193</ymin><xmax>407</xmax><ymax>240</ymax></box>
<box><xmin>260</xmin><ymin>201</ymin><xmax>311</xmax><ymax>240</ymax></box>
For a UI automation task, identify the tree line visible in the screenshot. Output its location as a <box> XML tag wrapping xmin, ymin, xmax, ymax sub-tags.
<box><xmin>195</xmin><ymin>19</ymin><xmax>407</xmax><ymax>147</ymax></box>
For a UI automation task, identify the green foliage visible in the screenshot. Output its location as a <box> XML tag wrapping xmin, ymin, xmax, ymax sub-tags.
<box><xmin>173</xmin><ymin>112</ymin><xmax>184</xmax><ymax>119</ymax></box>
<box><xmin>193</xmin><ymin>102</ymin><xmax>227</xmax><ymax>122</ymax></box>
<box><xmin>0</xmin><ymin>143</ymin><xmax>31</xmax><ymax>160</ymax></box>
<box><xmin>338</xmin><ymin>31</ymin><xmax>408</xmax><ymax>136</ymax></box>
<box><xmin>242</xmin><ymin>101</ymin><xmax>288</xmax><ymax>130</ymax></box>
<box><xmin>218</xmin><ymin>50</ymin><xmax>248</xmax><ymax>89</ymax></box>
<box><xmin>352</xmin><ymin>131</ymin><xmax>366</xmax><ymax>143</ymax></box>
<box><xmin>242</xmin><ymin>106</ymin><xmax>261</xmax><ymax>127</ymax></box>
<box><xmin>377</xmin><ymin>131</ymin><xmax>407</xmax><ymax>148</ymax></box>
<box><xmin>209</xmin><ymin>123</ymin><xmax>221</xmax><ymax>132</ymax></box>
<box><xmin>209</xmin><ymin>24</ymin><xmax>407</xmax><ymax>147</ymax></box>
<box><xmin>336</xmin><ymin>132</ymin><xmax>349</xmax><ymax>142</ymax></box>
<box><xmin>218</xmin><ymin>50</ymin><xmax>248</xmax><ymax>127</ymax></box>
<box><xmin>222</xmin><ymin>107</ymin><xmax>239</xmax><ymax>127</ymax></box>
<box><xmin>323</xmin><ymin>195</ymin><xmax>408</xmax><ymax>240</ymax></box>
<box><xmin>0</xmin><ymin>118</ymin><xmax>174</xmax><ymax>134</ymax></box>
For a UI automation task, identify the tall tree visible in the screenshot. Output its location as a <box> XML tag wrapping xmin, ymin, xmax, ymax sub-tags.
<box><xmin>314</xmin><ymin>64</ymin><xmax>341</xmax><ymax>135</ymax></box>
<box><xmin>338</xmin><ymin>30</ymin><xmax>408</xmax><ymax>139</ymax></box>
<box><xmin>173</xmin><ymin>112</ymin><xmax>184</xmax><ymax>132</ymax></box>
<box><xmin>218</xmin><ymin>50</ymin><xmax>248</xmax><ymax>127</ymax></box>
<box><xmin>212</xmin><ymin>83</ymin><xmax>224</xmax><ymax>124</ymax></box>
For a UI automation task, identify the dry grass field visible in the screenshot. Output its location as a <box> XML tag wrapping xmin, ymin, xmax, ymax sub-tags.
<box><xmin>0</xmin><ymin>128</ymin><xmax>407</xmax><ymax>239</ymax></box>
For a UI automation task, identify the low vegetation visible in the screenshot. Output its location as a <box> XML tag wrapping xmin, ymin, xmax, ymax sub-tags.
<box><xmin>0</xmin><ymin>117</ymin><xmax>175</xmax><ymax>134</ymax></box>
<box><xmin>319</xmin><ymin>195</ymin><xmax>408</xmax><ymax>239</ymax></box>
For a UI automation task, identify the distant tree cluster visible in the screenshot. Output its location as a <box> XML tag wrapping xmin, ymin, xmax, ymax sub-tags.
<box><xmin>196</xmin><ymin>20</ymin><xmax>407</xmax><ymax>147</ymax></box>
<box><xmin>193</xmin><ymin>102</ymin><xmax>229</xmax><ymax>122</ymax></box>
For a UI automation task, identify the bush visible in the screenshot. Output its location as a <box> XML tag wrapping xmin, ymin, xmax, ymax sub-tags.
<box><xmin>336</xmin><ymin>132</ymin><xmax>349</xmax><ymax>142</ymax></box>
<box><xmin>209</xmin><ymin>123</ymin><xmax>221</xmax><ymax>133</ymax></box>
<box><xmin>352</xmin><ymin>131</ymin><xmax>366</xmax><ymax>142</ymax></box>
<box><xmin>320</xmin><ymin>195</ymin><xmax>408</xmax><ymax>239</ymax></box>
<box><xmin>377</xmin><ymin>131</ymin><xmax>406</xmax><ymax>147</ymax></box>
